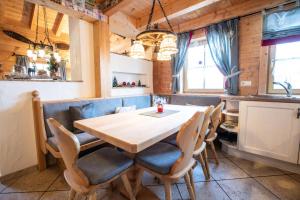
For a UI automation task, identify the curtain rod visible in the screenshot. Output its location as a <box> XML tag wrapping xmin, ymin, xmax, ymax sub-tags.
<box><xmin>181</xmin><ymin>0</ymin><xmax>298</xmax><ymax>34</ymax></box>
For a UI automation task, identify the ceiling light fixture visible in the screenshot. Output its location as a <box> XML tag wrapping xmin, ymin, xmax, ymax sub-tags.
<box><xmin>130</xmin><ymin>0</ymin><xmax>178</xmax><ymax>60</ymax></box>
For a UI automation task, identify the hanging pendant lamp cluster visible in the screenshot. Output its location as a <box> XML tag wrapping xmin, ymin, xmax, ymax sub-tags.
<box><xmin>27</xmin><ymin>6</ymin><xmax>62</xmax><ymax>63</ymax></box>
<box><xmin>130</xmin><ymin>0</ymin><xmax>178</xmax><ymax>61</ymax></box>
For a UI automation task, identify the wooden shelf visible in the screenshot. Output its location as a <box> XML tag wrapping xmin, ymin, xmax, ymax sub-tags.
<box><xmin>220</xmin><ymin>124</ymin><xmax>239</xmax><ymax>133</ymax></box>
<box><xmin>25</xmin><ymin>0</ymin><xmax>107</xmax><ymax>23</ymax></box>
<box><xmin>219</xmin><ymin>139</ymin><xmax>238</xmax><ymax>149</ymax></box>
<box><xmin>222</xmin><ymin>110</ymin><xmax>239</xmax><ymax>117</ymax></box>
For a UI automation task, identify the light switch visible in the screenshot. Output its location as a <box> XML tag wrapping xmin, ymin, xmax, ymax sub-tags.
<box><xmin>241</xmin><ymin>81</ymin><xmax>252</xmax><ymax>87</ymax></box>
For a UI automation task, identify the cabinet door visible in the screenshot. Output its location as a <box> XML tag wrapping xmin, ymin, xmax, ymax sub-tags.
<box><xmin>239</xmin><ymin>101</ymin><xmax>300</xmax><ymax>164</ymax></box>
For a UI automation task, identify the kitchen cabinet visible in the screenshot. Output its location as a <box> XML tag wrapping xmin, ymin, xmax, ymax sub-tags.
<box><xmin>239</xmin><ymin>101</ymin><xmax>300</xmax><ymax>164</ymax></box>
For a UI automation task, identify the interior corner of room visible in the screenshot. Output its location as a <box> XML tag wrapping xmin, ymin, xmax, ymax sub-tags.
<box><xmin>0</xmin><ymin>0</ymin><xmax>300</xmax><ymax>199</ymax></box>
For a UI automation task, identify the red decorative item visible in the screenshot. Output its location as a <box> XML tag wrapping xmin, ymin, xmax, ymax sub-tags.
<box><xmin>122</xmin><ymin>82</ymin><xmax>126</xmax><ymax>86</ymax></box>
<box><xmin>157</xmin><ymin>103</ymin><xmax>164</xmax><ymax>113</ymax></box>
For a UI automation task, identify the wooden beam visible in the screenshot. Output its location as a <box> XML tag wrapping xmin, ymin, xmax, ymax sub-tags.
<box><xmin>29</xmin><ymin>3</ymin><xmax>36</xmax><ymax>30</ymax></box>
<box><xmin>103</xmin><ymin>0</ymin><xmax>135</xmax><ymax>16</ymax></box>
<box><xmin>52</xmin><ymin>12</ymin><xmax>64</xmax><ymax>36</ymax></box>
<box><xmin>137</xmin><ymin>0</ymin><xmax>221</xmax><ymax>29</ymax></box>
<box><xmin>174</xmin><ymin>0</ymin><xmax>288</xmax><ymax>33</ymax></box>
<box><xmin>22</xmin><ymin>2</ymin><xmax>36</xmax><ymax>29</ymax></box>
<box><xmin>93</xmin><ymin>21</ymin><xmax>110</xmax><ymax>97</ymax></box>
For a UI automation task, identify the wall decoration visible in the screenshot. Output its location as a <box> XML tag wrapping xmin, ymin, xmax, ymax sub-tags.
<box><xmin>113</xmin><ymin>76</ymin><xmax>118</xmax><ymax>87</ymax></box>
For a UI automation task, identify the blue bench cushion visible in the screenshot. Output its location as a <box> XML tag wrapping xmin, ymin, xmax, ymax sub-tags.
<box><xmin>47</xmin><ymin>132</ymin><xmax>100</xmax><ymax>151</ymax></box>
<box><xmin>162</xmin><ymin>133</ymin><xmax>178</xmax><ymax>146</ymax></box>
<box><xmin>43</xmin><ymin>98</ymin><xmax>122</xmax><ymax>137</ymax></box>
<box><xmin>77</xmin><ymin>147</ymin><xmax>133</xmax><ymax>185</ymax></box>
<box><xmin>136</xmin><ymin>142</ymin><xmax>181</xmax><ymax>175</ymax></box>
<box><xmin>69</xmin><ymin>103</ymin><xmax>96</xmax><ymax>134</ymax></box>
<box><xmin>170</xmin><ymin>95</ymin><xmax>221</xmax><ymax>106</ymax></box>
<box><xmin>122</xmin><ymin>95</ymin><xmax>151</xmax><ymax>109</ymax></box>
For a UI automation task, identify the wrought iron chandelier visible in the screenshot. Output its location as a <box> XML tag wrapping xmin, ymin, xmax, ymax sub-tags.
<box><xmin>27</xmin><ymin>6</ymin><xmax>61</xmax><ymax>62</ymax></box>
<box><xmin>130</xmin><ymin>0</ymin><xmax>178</xmax><ymax>60</ymax></box>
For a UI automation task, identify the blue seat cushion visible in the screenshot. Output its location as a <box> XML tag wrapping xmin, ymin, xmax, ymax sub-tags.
<box><xmin>47</xmin><ymin>132</ymin><xmax>99</xmax><ymax>151</ymax></box>
<box><xmin>161</xmin><ymin>133</ymin><xmax>178</xmax><ymax>146</ymax></box>
<box><xmin>77</xmin><ymin>147</ymin><xmax>133</xmax><ymax>185</ymax></box>
<box><xmin>136</xmin><ymin>142</ymin><xmax>181</xmax><ymax>175</ymax></box>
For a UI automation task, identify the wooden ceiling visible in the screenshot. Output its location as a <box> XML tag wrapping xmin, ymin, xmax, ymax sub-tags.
<box><xmin>105</xmin><ymin>0</ymin><xmax>289</xmax><ymax>34</ymax></box>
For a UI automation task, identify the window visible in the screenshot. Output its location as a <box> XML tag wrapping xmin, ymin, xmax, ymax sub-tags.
<box><xmin>184</xmin><ymin>39</ymin><xmax>224</xmax><ymax>92</ymax></box>
<box><xmin>268</xmin><ymin>41</ymin><xmax>300</xmax><ymax>94</ymax></box>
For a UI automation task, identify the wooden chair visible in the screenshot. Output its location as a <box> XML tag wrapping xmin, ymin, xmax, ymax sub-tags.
<box><xmin>47</xmin><ymin>118</ymin><xmax>136</xmax><ymax>200</ymax></box>
<box><xmin>193</xmin><ymin>106</ymin><xmax>214</xmax><ymax>181</ymax></box>
<box><xmin>205</xmin><ymin>102</ymin><xmax>225</xmax><ymax>165</ymax></box>
<box><xmin>134</xmin><ymin>112</ymin><xmax>204</xmax><ymax>200</ymax></box>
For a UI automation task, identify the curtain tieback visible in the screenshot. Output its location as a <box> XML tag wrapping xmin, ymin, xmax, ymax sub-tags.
<box><xmin>172</xmin><ymin>74</ymin><xmax>179</xmax><ymax>78</ymax></box>
<box><xmin>225</xmin><ymin>66</ymin><xmax>240</xmax><ymax>80</ymax></box>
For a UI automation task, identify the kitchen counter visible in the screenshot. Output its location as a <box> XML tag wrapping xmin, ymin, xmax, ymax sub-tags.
<box><xmin>221</xmin><ymin>94</ymin><xmax>300</xmax><ymax>103</ymax></box>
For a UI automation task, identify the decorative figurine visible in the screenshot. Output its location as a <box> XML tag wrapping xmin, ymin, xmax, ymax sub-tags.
<box><xmin>113</xmin><ymin>76</ymin><xmax>118</xmax><ymax>87</ymax></box>
<box><xmin>138</xmin><ymin>80</ymin><xmax>141</xmax><ymax>87</ymax></box>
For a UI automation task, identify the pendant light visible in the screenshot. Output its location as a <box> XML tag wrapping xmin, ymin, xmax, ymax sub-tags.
<box><xmin>130</xmin><ymin>0</ymin><xmax>178</xmax><ymax>60</ymax></box>
<box><xmin>129</xmin><ymin>41</ymin><xmax>145</xmax><ymax>59</ymax></box>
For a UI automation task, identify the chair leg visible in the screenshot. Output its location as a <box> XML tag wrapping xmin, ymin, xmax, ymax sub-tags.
<box><xmin>188</xmin><ymin>169</ymin><xmax>195</xmax><ymax>196</ymax></box>
<box><xmin>210</xmin><ymin>141</ymin><xmax>219</xmax><ymax>165</ymax></box>
<box><xmin>88</xmin><ymin>192</ymin><xmax>97</xmax><ymax>200</ymax></box>
<box><xmin>197</xmin><ymin>153</ymin><xmax>208</xmax><ymax>180</ymax></box>
<box><xmin>134</xmin><ymin>169</ymin><xmax>144</xmax><ymax>196</ymax></box>
<box><xmin>184</xmin><ymin>173</ymin><xmax>195</xmax><ymax>200</ymax></box>
<box><xmin>68</xmin><ymin>189</ymin><xmax>76</xmax><ymax>200</ymax></box>
<box><xmin>164</xmin><ymin>181</ymin><xmax>172</xmax><ymax>200</ymax></box>
<box><xmin>121</xmin><ymin>174</ymin><xmax>136</xmax><ymax>200</ymax></box>
<box><xmin>203</xmin><ymin>148</ymin><xmax>211</xmax><ymax>179</ymax></box>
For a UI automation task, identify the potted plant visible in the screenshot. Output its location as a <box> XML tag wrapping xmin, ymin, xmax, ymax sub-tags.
<box><xmin>48</xmin><ymin>54</ymin><xmax>60</xmax><ymax>80</ymax></box>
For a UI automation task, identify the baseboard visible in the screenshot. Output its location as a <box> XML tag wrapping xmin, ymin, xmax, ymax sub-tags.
<box><xmin>222</xmin><ymin>145</ymin><xmax>300</xmax><ymax>174</ymax></box>
<box><xmin>0</xmin><ymin>165</ymin><xmax>37</xmax><ymax>182</ymax></box>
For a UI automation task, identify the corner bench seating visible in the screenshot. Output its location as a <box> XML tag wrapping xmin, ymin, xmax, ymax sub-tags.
<box><xmin>32</xmin><ymin>90</ymin><xmax>221</xmax><ymax>171</ymax></box>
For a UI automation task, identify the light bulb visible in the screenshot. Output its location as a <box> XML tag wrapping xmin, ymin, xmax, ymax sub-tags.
<box><xmin>32</xmin><ymin>53</ymin><xmax>37</xmax><ymax>61</ymax></box>
<box><xmin>56</xmin><ymin>55</ymin><xmax>61</xmax><ymax>62</ymax></box>
<box><xmin>38</xmin><ymin>49</ymin><xmax>45</xmax><ymax>58</ymax></box>
<box><xmin>27</xmin><ymin>49</ymin><xmax>33</xmax><ymax>58</ymax></box>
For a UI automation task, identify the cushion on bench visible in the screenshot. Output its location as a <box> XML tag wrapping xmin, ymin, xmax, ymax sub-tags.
<box><xmin>47</xmin><ymin>132</ymin><xmax>100</xmax><ymax>151</ymax></box>
<box><xmin>170</xmin><ymin>95</ymin><xmax>221</xmax><ymax>106</ymax></box>
<box><xmin>43</xmin><ymin>98</ymin><xmax>122</xmax><ymax>137</ymax></box>
<box><xmin>122</xmin><ymin>95</ymin><xmax>151</xmax><ymax>109</ymax></box>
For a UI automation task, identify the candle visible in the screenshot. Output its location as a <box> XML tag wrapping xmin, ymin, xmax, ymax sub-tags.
<box><xmin>157</xmin><ymin>103</ymin><xmax>164</xmax><ymax>113</ymax></box>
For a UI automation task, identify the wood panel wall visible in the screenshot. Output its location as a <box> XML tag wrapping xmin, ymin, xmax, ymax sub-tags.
<box><xmin>153</xmin><ymin>13</ymin><xmax>266</xmax><ymax>96</ymax></box>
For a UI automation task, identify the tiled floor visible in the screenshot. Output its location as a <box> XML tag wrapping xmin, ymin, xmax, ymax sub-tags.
<box><xmin>1</xmin><ymin>149</ymin><xmax>300</xmax><ymax>200</ymax></box>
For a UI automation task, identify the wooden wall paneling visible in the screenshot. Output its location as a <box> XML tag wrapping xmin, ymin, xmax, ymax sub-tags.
<box><xmin>103</xmin><ymin>0</ymin><xmax>136</xmax><ymax>16</ymax></box>
<box><xmin>175</xmin><ymin>0</ymin><xmax>287</xmax><ymax>33</ymax></box>
<box><xmin>93</xmin><ymin>21</ymin><xmax>110</xmax><ymax>97</ymax></box>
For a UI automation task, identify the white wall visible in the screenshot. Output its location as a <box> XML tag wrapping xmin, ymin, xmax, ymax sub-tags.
<box><xmin>109</xmin><ymin>53</ymin><xmax>153</xmax><ymax>97</ymax></box>
<box><xmin>0</xmin><ymin>19</ymin><xmax>95</xmax><ymax>177</ymax></box>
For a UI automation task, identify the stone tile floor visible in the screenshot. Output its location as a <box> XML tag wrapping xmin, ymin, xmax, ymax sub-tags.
<box><xmin>1</xmin><ymin>149</ymin><xmax>300</xmax><ymax>200</ymax></box>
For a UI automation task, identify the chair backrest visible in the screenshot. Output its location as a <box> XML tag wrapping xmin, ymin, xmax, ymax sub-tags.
<box><xmin>170</xmin><ymin>112</ymin><xmax>204</xmax><ymax>174</ymax></box>
<box><xmin>207</xmin><ymin>102</ymin><xmax>225</xmax><ymax>139</ymax></box>
<box><xmin>47</xmin><ymin>118</ymin><xmax>90</xmax><ymax>188</ymax></box>
<box><xmin>194</xmin><ymin>106</ymin><xmax>214</xmax><ymax>152</ymax></box>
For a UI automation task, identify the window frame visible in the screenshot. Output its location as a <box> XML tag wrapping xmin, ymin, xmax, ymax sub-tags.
<box><xmin>267</xmin><ymin>45</ymin><xmax>300</xmax><ymax>95</ymax></box>
<box><xmin>183</xmin><ymin>38</ymin><xmax>224</xmax><ymax>94</ymax></box>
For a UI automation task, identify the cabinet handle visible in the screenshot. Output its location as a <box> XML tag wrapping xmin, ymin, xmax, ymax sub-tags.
<box><xmin>297</xmin><ymin>108</ymin><xmax>300</xmax><ymax>119</ymax></box>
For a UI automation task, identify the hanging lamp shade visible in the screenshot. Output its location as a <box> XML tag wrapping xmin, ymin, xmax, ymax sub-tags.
<box><xmin>159</xmin><ymin>34</ymin><xmax>178</xmax><ymax>55</ymax></box>
<box><xmin>157</xmin><ymin>51</ymin><xmax>171</xmax><ymax>61</ymax></box>
<box><xmin>130</xmin><ymin>41</ymin><xmax>145</xmax><ymax>59</ymax></box>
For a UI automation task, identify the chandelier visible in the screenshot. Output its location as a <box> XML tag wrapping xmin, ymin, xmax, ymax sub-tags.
<box><xmin>27</xmin><ymin>6</ymin><xmax>61</xmax><ymax>62</ymax></box>
<box><xmin>130</xmin><ymin>0</ymin><xmax>178</xmax><ymax>61</ymax></box>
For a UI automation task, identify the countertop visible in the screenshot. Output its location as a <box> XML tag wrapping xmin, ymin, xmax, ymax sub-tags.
<box><xmin>221</xmin><ymin>95</ymin><xmax>300</xmax><ymax>103</ymax></box>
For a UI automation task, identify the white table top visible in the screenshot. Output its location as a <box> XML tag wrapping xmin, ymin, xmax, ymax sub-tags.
<box><xmin>74</xmin><ymin>104</ymin><xmax>207</xmax><ymax>153</ymax></box>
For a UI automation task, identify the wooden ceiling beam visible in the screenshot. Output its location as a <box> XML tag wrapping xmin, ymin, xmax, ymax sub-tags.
<box><xmin>136</xmin><ymin>0</ymin><xmax>221</xmax><ymax>29</ymax></box>
<box><xmin>21</xmin><ymin>1</ymin><xmax>36</xmax><ymax>29</ymax></box>
<box><xmin>174</xmin><ymin>0</ymin><xmax>288</xmax><ymax>33</ymax></box>
<box><xmin>52</xmin><ymin>12</ymin><xmax>64</xmax><ymax>36</ymax></box>
<box><xmin>103</xmin><ymin>0</ymin><xmax>135</xmax><ymax>16</ymax></box>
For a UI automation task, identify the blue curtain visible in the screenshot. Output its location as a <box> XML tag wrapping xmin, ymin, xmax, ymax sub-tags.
<box><xmin>262</xmin><ymin>5</ymin><xmax>300</xmax><ymax>46</ymax></box>
<box><xmin>171</xmin><ymin>32</ymin><xmax>193</xmax><ymax>93</ymax></box>
<box><xmin>206</xmin><ymin>18</ymin><xmax>239</xmax><ymax>95</ymax></box>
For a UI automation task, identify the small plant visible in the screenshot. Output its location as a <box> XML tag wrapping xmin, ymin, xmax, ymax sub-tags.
<box><xmin>47</xmin><ymin>54</ymin><xmax>59</xmax><ymax>74</ymax></box>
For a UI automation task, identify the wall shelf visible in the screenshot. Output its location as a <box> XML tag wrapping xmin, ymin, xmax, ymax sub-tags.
<box><xmin>222</xmin><ymin>110</ymin><xmax>239</xmax><ymax>117</ymax></box>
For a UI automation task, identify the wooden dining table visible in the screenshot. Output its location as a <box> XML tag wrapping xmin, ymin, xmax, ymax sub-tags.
<box><xmin>74</xmin><ymin>104</ymin><xmax>207</xmax><ymax>154</ymax></box>
<box><xmin>74</xmin><ymin>104</ymin><xmax>207</xmax><ymax>199</ymax></box>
